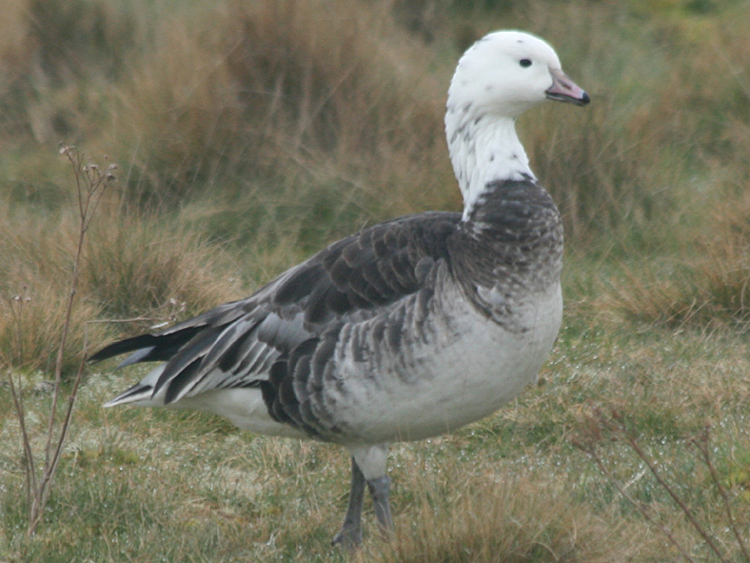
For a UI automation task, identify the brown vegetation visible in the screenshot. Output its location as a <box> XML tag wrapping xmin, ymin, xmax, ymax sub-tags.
<box><xmin>2</xmin><ymin>0</ymin><xmax>750</xmax><ymax>560</ymax></box>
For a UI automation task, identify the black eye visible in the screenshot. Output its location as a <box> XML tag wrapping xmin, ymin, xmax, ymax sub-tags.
<box><xmin>519</xmin><ymin>59</ymin><xmax>532</xmax><ymax>68</ymax></box>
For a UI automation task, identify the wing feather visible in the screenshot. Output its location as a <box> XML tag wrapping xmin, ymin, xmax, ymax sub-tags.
<box><xmin>92</xmin><ymin>211</ymin><xmax>462</xmax><ymax>411</ymax></box>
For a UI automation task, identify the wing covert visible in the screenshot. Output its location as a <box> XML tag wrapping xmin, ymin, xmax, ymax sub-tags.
<box><xmin>92</xmin><ymin>211</ymin><xmax>462</xmax><ymax>406</ymax></box>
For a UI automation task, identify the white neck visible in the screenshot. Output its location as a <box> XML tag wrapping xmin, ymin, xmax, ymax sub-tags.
<box><xmin>446</xmin><ymin>112</ymin><xmax>535</xmax><ymax>220</ymax></box>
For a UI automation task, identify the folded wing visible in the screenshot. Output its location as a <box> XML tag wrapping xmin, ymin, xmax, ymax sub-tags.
<box><xmin>91</xmin><ymin>212</ymin><xmax>461</xmax><ymax>408</ymax></box>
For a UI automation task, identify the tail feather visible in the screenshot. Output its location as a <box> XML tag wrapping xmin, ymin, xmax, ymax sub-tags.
<box><xmin>103</xmin><ymin>383</ymin><xmax>154</xmax><ymax>407</ymax></box>
<box><xmin>89</xmin><ymin>300</ymin><xmax>250</xmax><ymax>366</ymax></box>
<box><xmin>103</xmin><ymin>364</ymin><xmax>166</xmax><ymax>407</ymax></box>
<box><xmin>88</xmin><ymin>328</ymin><xmax>202</xmax><ymax>365</ymax></box>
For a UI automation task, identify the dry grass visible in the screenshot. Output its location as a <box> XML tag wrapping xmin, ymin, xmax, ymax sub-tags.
<box><xmin>0</xmin><ymin>210</ymin><xmax>104</xmax><ymax>374</ymax></box>
<box><xmin>362</xmin><ymin>475</ymin><xmax>645</xmax><ymax>563</ymax></box>
<box><xmin>599</xmin><ymin>191</ymin><xmax>750</xmax><ymax>329</ymax></box>
<box><xmin>0</xmin><ymin>204</ymin><xmax>243</xmax><ymax>375</ymax></box>
<box><xmin>110</xmin><ymin>0</ymin><xmax>454</xmax><ymax>218</ymax></box>
<box><xmin>3</xmin><ymin>0</ymin><xmax>750</xmax><ymax>560</ymax></box>
<box><xmin>0</xmin><ymin>0</ymin><xmax>144</xmax><ymax>146</ymax></box>
<box><xmin>81</xmin><ymin>211</ymin><xmax>244</xmax><ymax>333</ymax></box>
<box><xmin>3</xmin><ymin>0</ymin><xmax>749</xmax><ymax>246</ymax></box>
<box><xmin>0</xmin><ymin>280</ymin><xmax>101</xmax><ymax>376</ymax></box>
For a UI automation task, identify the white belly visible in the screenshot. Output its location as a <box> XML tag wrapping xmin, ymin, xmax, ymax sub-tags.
<box><xmin>176</xmin><ymin>388</ymin><xmax>307</xmax><ymax>439</ymax></box>
<box><xmin>333</xmin><ymin>281</ymin><xmax>562</xmax><ymax>443</ymax></box>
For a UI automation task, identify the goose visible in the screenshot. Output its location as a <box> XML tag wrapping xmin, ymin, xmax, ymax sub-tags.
<box><xmin>91</xmin><ymin>30</ymin><xmax>589</xmax><ymax>547</ymax></box>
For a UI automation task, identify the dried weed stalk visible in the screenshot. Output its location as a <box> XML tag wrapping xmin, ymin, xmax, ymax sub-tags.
<box><xmin>5</xmin><ymin>145</ymin><xmax>116</xmax><ymax>536</ymax></box>
<box><xmin>573</xmin><ymin>408</ymin><xmax>749</xmax><ymax>563</ymax></box>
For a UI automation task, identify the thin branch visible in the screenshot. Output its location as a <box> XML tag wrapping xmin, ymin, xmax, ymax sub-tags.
<box><xmin>691</xmin><ymin>430</ymin><xmax>750</xmax><ymax>563</ymax></box>
<box><xmin>6</xmin><ymin>369</ymin><xmax>37</xmax><ymax>503</ymax></box>
<box><xmin>573</xmin><ymin>438</ymin><xmax>700</xmax><ymax>563</ymax></box>
<box><xmin>41</xmin><ymin>148</ymin><xmax>93</xmax><ymax>501</ymax></box>
<box><xmin>43</xmin><ymin>220</ymin><xmax>85</xmax><ymax>478</ymax></box>
<box><xmin>5</xmin><ymin>295</ymin><xmax>38</xmax><ymax>509</ymax></box>
<box><xmin>8</xmin><ymin>145</ymin><xmax>118</xmax><ymax>536</ymax></box>
<box><xmin>32</xmin><ymin>333</ymin><xmax>90</xmax><ymax>533</ymax></box>
<box><xmin>610</xmin><ymin>415</ymin><xmax>729</xmax><ymax>563</ymax></box>
<box><xmin>576</xmin><ymin>409</ymin><xmax>736</xmax><ymax>563</ymax></box>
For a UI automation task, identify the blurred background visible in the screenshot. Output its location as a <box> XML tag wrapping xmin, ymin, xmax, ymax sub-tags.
<box><xmin>1</xmin><ymin>0</ymin><xmax>749</xmax><ymax>367</ymax></box>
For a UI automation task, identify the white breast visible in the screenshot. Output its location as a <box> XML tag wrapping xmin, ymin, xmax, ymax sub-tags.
<box><xmin>331</xmin><ymin>277</ymin><xmax>563</xmax><ymax>444</ymax></box>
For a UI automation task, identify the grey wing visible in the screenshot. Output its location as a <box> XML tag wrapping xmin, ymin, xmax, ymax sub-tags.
<box><xmin>91</xmin><ymin>212</ymin><xmax>460</xmax><ymax>417</ymax></box>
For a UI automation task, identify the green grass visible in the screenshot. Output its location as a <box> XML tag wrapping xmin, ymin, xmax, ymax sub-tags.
<box><xmin>2</xmin><ymin>0</ymin><xmax>750</xmax><ymax>560</ymax></box>
<box><xmin>3</xmin><ymin>320</ymin><xmax>749</xmax><ymax>561</ymax></box>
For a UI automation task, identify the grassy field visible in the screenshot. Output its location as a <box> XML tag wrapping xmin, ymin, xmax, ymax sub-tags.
<box><xmin>2</xmin><ymin>0</ymin><xmax>750</xmax><ymax>561</ymax></box>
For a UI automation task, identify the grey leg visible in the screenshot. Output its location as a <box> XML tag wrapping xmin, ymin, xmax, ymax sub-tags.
<box><xmin>332</xmin><ymin>457</ymin><xmax>366</xmax><ymax>548</ymax></box>
<box><xmin>367</xmin><ymin>474</ymin><xmax>394</xmax><ymax>535</ymax></box>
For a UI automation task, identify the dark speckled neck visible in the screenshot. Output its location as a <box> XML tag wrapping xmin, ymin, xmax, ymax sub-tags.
<box><xmin>450</xmin><ymin>179</ymin><xmax>563</xmax><ymax>325</ymax></box>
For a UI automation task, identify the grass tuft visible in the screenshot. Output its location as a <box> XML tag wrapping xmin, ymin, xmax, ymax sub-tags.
<box><xmin>111</xmin><ymin>0</ymin><xmax>453</xmax><ymax>221</ymax></box>
<box><xmin>601</xmin><ymin>192</ymin><xmax>750</xmax><ymax>329</ymax></box>
<box><xmin>364</xmin><ymin>476</ymin><xmax>643</xmax><ymax>563</ymax></box>
<box><xmin>81</xmin><ymin>213</ymin><xmax>244</xmax><ymax>334</ymax></box>
<box><xmin>0</xmin><ymin>211</ymin><xmax>104</xmax><ymax>374</ymax></box>
<box><xmin>0</xmin><ymin>205</ymin><xmax>243</xmax><ymax>374</ymax></box>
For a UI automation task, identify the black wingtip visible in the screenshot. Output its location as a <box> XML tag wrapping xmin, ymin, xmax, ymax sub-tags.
<box><xmin>88</xmin><ymin>334</ymin><xmax>160</xmax><ymax>363</ymax></box>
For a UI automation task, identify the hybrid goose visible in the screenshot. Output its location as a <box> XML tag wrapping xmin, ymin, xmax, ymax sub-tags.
<box><xmin>92</xmin><ymin>30</ymin><xmax>589</xmax><ymax>546</ymax></box>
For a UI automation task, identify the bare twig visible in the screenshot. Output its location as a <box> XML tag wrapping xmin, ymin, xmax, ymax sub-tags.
<box><xmin>606</xmin><ymin>413</ymin><xmax>728</xmax><ymax>563</ymax></box>
<box><xmin>6</xmin><ymin>365</ymin><xmax>36</xmax><ymax>508</ymax></box>
<box><xmin>31</xmin><ymin>333</ymin><xmax>90</xmax><ymax>533</ymax></box>
<box><xmin>43</xmin><ymin>150</ymin><xmax>110</xmax><ymax>470</ymax></box>
<box><xmin>6</xmin><ymin>145</ymin><xmax>116</xmax><ymax>536</ymax></box>
<box><xmin>572</xmin><ymin>436</ymin><xmax>700</xmax><ymax>563</ymax></box>
<box><xmin>691</xmin><ymin>429</ymin><xmax>750</xmax><ymax>563</ymax></box>
<box><xmin>6</xmin><ymin>294</ymin><xmax>37</xmax><ymax>508</ymax></box>
<box><xmin>574</xmin><ymin>409</ymin><xmax>736</xmax><ymax>563</ymax></box>
<box><xmin>84</xmin><ymin>296</ymin><xmax>188</xmax><ymax>330</ymax></box>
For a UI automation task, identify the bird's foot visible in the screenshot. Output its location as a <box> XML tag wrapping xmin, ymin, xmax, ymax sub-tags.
<box><xmin>331</xmin><ymin>524</ymin><xmax>362</xmax><ymax>549</ymax></box>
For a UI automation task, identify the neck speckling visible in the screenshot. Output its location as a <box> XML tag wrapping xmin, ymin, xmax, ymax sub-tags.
<box><xmin>445</xmin><ymin>110</ymin><xmax>536</xmax><ymax>221</ymax></box>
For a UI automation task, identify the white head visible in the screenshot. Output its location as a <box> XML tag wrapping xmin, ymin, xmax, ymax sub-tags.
<box><xmin>445</xmin><ymin>30</ymin><xmax>589</xmax><ymax>219</ymax></box>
